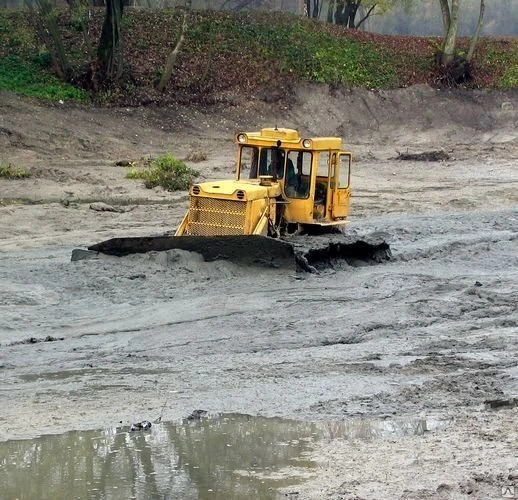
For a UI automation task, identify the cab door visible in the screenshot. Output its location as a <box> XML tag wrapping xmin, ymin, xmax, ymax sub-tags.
<box><xmin>331</xmin><ymin>153</ymin><xmax>351</xmax><ymax>219</ymax></box>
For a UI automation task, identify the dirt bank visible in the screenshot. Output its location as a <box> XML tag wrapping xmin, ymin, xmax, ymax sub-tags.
<box><xmin>0</xmin><ymin>85</ymin><xmax>517</xmax><ymax>499</ymax></box>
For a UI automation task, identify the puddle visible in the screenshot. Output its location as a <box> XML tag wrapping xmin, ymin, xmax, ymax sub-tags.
<box><xmin>0</xmin><ymin>414</ymin><xmax>318</xmax><ymax>500</ymax></box>
<box><xmin>0</xmin><ymin>413</ymin><xmax>451</xmax><ymax>499</ymax></box>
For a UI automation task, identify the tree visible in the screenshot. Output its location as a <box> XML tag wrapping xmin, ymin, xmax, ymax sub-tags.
<box><xmin>438</xmin><ymin>0</ymin><xmax>485</xmax><ymax>68</ymax></box>
<box><xmin>466</xmin><ymin>0</ymin><xmax>485</xmax><ymax>62</ymax></box>
<box><xmin>31</xmin><ymin>0</ymin><xmax>71</xmax><ymax>80</ymax></box>
<box><xmin>439</xmin><ymin>0</ymin><xmax>459</xmax><ymax>65</ymax></box>
<box><xmin>156</xmin><ymin>1</ymin><xmax>191</xmax><ymax>92</ymax></box>
<box><xmin>304</xmin><ymin>0</ymin><xmax>323</xmax><ymax>18</ymax></box>
<box><xmin>96</xmin><ymin>0</ymin><xmax>125</xmax><ymax>83</ymax></box>
<box><xmin>325</xmin><ymin>0</ymin><xmax>413</xmax><ymax>30</ymax></box>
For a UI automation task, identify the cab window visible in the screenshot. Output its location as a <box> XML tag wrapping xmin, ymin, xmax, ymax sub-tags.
<box><xmin>259</xmin><ymin>148</ymin><xmax>286</xmax><ymax>179</ymax></box>
<box><xmin>338</xmin><ymin>154</ymin><xmax>351</xmax><ymax>188</ymax></box>
<box><xmin>285</xmin><ymin>151</ymin><xmax>311</xmax><ymax>199</ymax></box>
<box><xmin>318</xmin><ymin>151</ymin><xmax>330</xmax><ymax>178</ymax></box>
<box><xmin>239</xmin><ymin>146</ymin><xmax>258</xmax><ymax>179</ymax></box>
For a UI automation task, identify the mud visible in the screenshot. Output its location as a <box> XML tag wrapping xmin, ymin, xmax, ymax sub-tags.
<box><xmin>1</xmin><ymin>85</ymin><xmax>518</xmax><ymax>499</ymax></box>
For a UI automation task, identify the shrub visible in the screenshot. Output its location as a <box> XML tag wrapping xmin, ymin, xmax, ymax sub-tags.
<box><xmin>0</xmin><ymin>162</ymin><xmax>31</xmax><ymax>179</ymax></box>
<box><xmin>127</xmin><ymin>153</ymin><xmax>199</xmax><ymax>191</ymax></box>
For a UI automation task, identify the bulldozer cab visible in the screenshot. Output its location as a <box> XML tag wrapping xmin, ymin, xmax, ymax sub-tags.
<box><xmin>236</xmin><ymin>128</ymin><xmax>351</xmax><ymax>227</ymax></box>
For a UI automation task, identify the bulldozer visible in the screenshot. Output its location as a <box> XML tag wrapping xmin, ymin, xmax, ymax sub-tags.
<box><xmin>78</xmin><ymin>128</ymin><xmax>390</xmax><ymax>270</ymax></box>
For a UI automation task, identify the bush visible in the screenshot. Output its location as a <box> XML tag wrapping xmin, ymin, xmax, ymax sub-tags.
<box><xmin>127</xmin><ymin>153</ymin><xmax>199</xmax><ymax>191</ymax></box>
<box><xmin>0</xmin><ymin>162</ymin><xmax>31</xmax><ymax>179</ymax></box>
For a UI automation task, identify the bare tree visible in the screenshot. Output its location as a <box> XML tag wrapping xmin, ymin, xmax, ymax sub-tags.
<box><xmin>31</xmin><ymin>0</ymin><xmax>71</xmax><ymax>80</ymax></box>
<box><xmin>438</xmin><ymin>0</ymin><xmax>485</xmax><ymax>67</ymax></box>
<box><xmin>304</xmin><ymin>0</ymin><xmax>322</xmax><ymax>18</ymax></box>
<box><xmin>327</xmin><ymin>0</ymin><xmax>409</xmax><ymax>30</ymax></box>
<box><xmin>467</xmin><ymin>0</ymin><xmax>485</xmax><ymax>62</ymax></box>
<box><xmin>156</xmin><ymin>0</ymin><xmax>191</xmax><ymax>92</ymax></box>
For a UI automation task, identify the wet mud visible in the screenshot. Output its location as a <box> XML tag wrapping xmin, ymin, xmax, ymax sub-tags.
<box><xmin>1</xmin><ymin>88</ymin><xmax>518</xmax><ymax>498</ymax></box>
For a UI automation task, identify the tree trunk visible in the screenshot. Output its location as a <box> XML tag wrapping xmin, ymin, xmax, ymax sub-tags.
<box><xmin>327</xmin><ymin>0</ymin><xmax>336</xmax><ymax>23</ymax></box>
<box><xmin>97</xmin><ymin>0</ymin><xmax>124</xmax><ymax>82</ymax></box>
<box><xmin>34</xmin><ymin>0</ymin><xmax>71</xmax><ymax>80</ymax></box>
<box><xmin>333</xmin><ymin>0</ymin><xmax>361</xmax><ymax>29</ymax></box>
<box><xmin>347</xmin><ymin>2</ymin><xmax>359</xmax><ymax>28</ymax></box>
<box><xmin>438</xmin><ymin>0</ymin><xmax>451</xmax><ymax>37</ymax></box>
<box><xmin>312</xmin><ymin>0</ymin><xmax>320</xmax><ymax>18</ymax></box>
<box><xmin>466</xmin><ymin>0</ymin><xmax>485</xmax><ymax>62</ymax></box>
<box><xmin>334</xmin><ymin>0</ymin><xmax>348</xmax><ymax>25</ymax></box>
<box><xmin>440</xmin><ymin>0</ymin><xmax>459</xmax><ymax>65</ymax></box>
<box><xmin>156</xmin><ymin>4</ymin><xmax>190</xmax><ymax>92</ymax></box>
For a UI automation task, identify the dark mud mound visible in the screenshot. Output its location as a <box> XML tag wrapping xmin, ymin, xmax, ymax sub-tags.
<box><xmin>296</xmin><ymin>240</ymin><xmax>392</xmax><ymax>272</ymax></box>
<box><xmin>395</xmin><ymin>150</ymin><xmax>451</xmax><ymax>161</ymax></box>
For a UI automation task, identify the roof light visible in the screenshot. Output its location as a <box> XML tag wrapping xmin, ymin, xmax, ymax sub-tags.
<box><xmin>237</xmin><ymin>133</ymin><xmax>248</xmax><ymax>144</ymax></box>
<box><xmin>302</xmin><ymin>139</ymin><xmax>312</xmax><ymax>148</ymax></box>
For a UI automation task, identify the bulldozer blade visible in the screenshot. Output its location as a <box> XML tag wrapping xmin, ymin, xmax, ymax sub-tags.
<box><xmin>86</xmin><ymin>235</ymin><xmax>297</xmax><ymax>270</ymax></box>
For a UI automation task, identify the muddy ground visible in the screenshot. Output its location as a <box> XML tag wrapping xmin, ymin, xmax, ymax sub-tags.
<box><xmin>1</xmin><ymin>84</ymin><xmax>518</xmax><ymax>499</ymax></box>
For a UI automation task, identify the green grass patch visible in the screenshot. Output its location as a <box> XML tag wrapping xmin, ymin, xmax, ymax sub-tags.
<box><xmin>0</xmin><ymin>55</ymin><xmax>89</xmax><ymax>101</ymax></box>
<box><xmin>485</xmin><ymin>46</ymin><xmax>518</xmax><ymax>88</ymax></box>
<box><xmin>127</xmin><ymin>154</ymin><xmax>199</xmax><ymax>191</ymax></box>
<box><xmin>0</xmin><ymin>162</ymin><xmax>31</xmax><ymax>179</ymax></box>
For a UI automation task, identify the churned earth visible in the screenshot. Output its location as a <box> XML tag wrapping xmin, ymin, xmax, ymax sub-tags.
<box><xmin>0</xmin><ymin>84</ymin><xmax>517</xmax><ymax>499</ymax></box>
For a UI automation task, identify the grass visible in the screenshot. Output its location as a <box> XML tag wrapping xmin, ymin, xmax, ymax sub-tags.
<box><xmin>0</xmin><ymin>55</ymin><xmax>89</xmax><ymax>101</ymax></box>
<box><xmin>127</xmin><ymin>154</ymin><xmax>199</xmax><ymax>191</ymax></box>
<box><xmin>0</xmin><ymin>162</ymin><xmax>31</xmax><ymax>179</ymax></box>
<box><xmin>485</xmin><ymin>44</ymin><xmax>518</xmax><ymax>88</ymax></box>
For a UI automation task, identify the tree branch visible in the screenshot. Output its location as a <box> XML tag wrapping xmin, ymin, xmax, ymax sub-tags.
<box><xmin>355</xmin><ymin>3</ymin><xmax>376</xmax><ymax>30</ymax></box>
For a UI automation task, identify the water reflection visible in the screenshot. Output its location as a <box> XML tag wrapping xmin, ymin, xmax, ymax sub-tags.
<box><xmin>0</xmin><ymin>414</ymin><xmax>451</xmax><ymax>499</ymax></box>
<box><xmin>0</xmin><ymin>414</ymin><xmax>319</xmax><ymax>500</ymax></box>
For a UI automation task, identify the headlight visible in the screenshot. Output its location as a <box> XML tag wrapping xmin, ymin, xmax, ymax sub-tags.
<box><xmin>302</xmin><ymin>139</ymin><xmax>312</xmax><ymax>148</ymax></box>
<box><xmin>237</xmin><ymin>133</ymin><xmax>248</xmax><ymax>144</ymax></box>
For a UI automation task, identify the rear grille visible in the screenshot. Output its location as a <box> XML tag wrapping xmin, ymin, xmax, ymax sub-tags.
<box><xmin>186</xmin><ymin>197</ymin><xmax>247</xmax><ymax>236</ymax></box>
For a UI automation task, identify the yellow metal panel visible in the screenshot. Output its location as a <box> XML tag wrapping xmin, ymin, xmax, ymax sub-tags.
<box><xmin>284</xmin><ymin>198</ymin><xmax>315</xmax><ymax>224</ymax></box>
<box><xmin>259</xmin><ymin>128</ymin><xmax>300</xmax><ymax>141</ymax></box>
<box><xmin>185</xmin><ymin>197</ymin><xmax>247</xmax><ymax>236</ymax></box>
<box><xmin>191</xmin><ymin>180</ymin><xmax>281</xmax><ymax>201</ymax></box>
<box><xmin>331</xmin><ymin>189</ymin><xmax>351</xmax><ymax>219</ymax></box>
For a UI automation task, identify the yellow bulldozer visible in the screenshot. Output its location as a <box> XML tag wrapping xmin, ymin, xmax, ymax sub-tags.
<box><xmin>81</xmin><ymin>128</ymin><xmax>389</xmax><ymax>270</ymax></box>
<box><xmin>177</xmin><ymin>127</ymin><xmax>351</xmax><ymax>236</ymax></box>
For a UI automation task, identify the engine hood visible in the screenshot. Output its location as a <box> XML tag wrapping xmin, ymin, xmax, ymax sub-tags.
<box><xmin>190</xmin><ymin>179</ymin><xmax>282</xmax><ymax>201</ymax></box>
